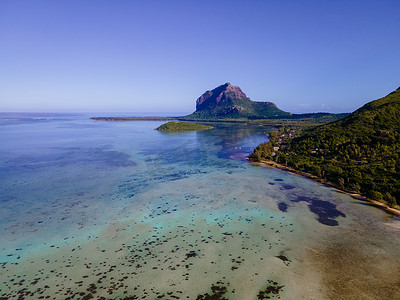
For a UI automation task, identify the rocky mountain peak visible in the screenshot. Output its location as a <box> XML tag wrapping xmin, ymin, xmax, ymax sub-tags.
<box><xmin>196</xmin><ymin>83</ymin><xmax>248</xmax><ymax>110</ymax></box>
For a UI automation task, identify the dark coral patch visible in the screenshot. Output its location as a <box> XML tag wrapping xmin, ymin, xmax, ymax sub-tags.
<box><xmin>186</xmin><ymin>251</ymin><xmax>197</xmax><ymax>259</ymax></box>
<box><xmin>281</xmin><ymin>184</ymin><xmax>295</xmax><ymax>190</ymax></box>
<box><xmin>309</xmin><ymin>199</ymin><xmax>346</xmax><ymax>226</ymax></box>
<box><xmin>275</xmin><ymin>255</ymin><xmax>290</xmax><ymax>266</ymax></box>
<box><xmin>257</xmin><ymin>280</ymin><xmax>284</xmax><ymax>299</ymax></box>
<box><xmin>277</xmin><ymin>202</ymin><xmax>288</xmax><ymax>212</ymax></box>
<box><xmin>196</xmin><ymin>282</ymin><xmax>228</xmax><ymax>300</ymax></box>
<box><xmin>292</xmin><ymin>196</ymin><xmax>345</xmax><ymax>226</ymax></box>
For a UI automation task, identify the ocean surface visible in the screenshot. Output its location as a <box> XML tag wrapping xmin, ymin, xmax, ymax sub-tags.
<box><xmin>1</xmin><ymin>113</ymin><xmax>399</xmax><ymax>299</ymax></box>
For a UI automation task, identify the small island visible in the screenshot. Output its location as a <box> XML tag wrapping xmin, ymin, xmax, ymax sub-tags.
<box><xmin>155</xmin><ymin>121</ymin><xmax>213</xmax><ymax>133</ymax></box>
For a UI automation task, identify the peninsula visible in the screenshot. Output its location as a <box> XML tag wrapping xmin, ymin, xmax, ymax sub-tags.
<box><xmin>182</xmin><ymin>83</ymin><xmax>347</xmax><ymax>123</ymax></box>
<box><xmin>91</xmin><ymin>83</ymin><xmax>348</xmax><ymax>124</ymax></box>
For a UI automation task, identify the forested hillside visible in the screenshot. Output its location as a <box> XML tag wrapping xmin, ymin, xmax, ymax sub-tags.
<box><xmin>250</xmin><ymin>87</ymin><xmax>400</xmax><ymax>207</ymax></box>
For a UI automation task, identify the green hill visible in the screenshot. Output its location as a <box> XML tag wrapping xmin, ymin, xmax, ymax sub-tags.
<box><xmin>155</xmin><ymin>121</ymin><xmax>213</xmax><ymax>133</ymax></box>
<box><xmin>250</xmin><ymin>87</ymin><xmax>400</xmax><ymax>207</ymax></box>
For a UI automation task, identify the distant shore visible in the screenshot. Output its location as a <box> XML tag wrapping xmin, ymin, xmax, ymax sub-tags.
<box><xmin>90</xmin><ymin>116</ymin><xmax>333</xmax><ymax>127</ymax></box>
<box><xmin>250</xmin><ymin>159</ymin><xmax>400</xmax><ymax>217</ymax></box>
<box><xmin>91</xmin><ymin>116</ymin><xmax>178</xmax><ymax>121</ymax></box>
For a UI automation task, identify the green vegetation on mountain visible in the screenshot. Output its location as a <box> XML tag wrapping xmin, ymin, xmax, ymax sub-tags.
<box><xmin>181</xmin><ymin>83</ymin><xmax>347</xmax><ymax>124</ymax></box>
<box><xmin>155</xmin><ymin>121</ymin><xmax>213</xmax><ymax>133</ymax></box>
<box><xmin>250</xmin><ymin>87</ymin><xmax>400</xmax><ymax>207</ymax></box>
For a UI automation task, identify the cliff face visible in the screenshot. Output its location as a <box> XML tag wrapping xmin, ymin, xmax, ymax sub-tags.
<box><xmin>196</xmin><ymin>83</ymin><xmax>248</xmax><ymax>110</ymax></box>
<box><xmin>185</xmin><ymin>83</ymin><xmax>290</xmax><ymax>120</ymax></box>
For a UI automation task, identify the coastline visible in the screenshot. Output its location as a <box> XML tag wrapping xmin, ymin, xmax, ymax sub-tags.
<box><xmin>89</xmin><ymin>116</ymin><xmax>335</xmax><ymax>126</ymax></box>
<box><xmin>249</xmin><ymin>159</ymin><xmax>400</xmax><ymax>218</ymax></box>
<box><xmin>90</xmin><ymin>116</ymin><xmax>178</xmax><ymax>121</ymax></box>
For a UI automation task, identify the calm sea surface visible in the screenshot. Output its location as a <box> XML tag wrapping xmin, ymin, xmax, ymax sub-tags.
<box><xmin>1</xmin><ymin>113</ymin><xmax>399</xmax><ymax>299</ymax></box>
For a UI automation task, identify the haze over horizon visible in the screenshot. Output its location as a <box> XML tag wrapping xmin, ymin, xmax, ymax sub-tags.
<box><xmin>1</xmin><ymin>0</ymin><xmax>399</xmax><ymax>114</ymax></box>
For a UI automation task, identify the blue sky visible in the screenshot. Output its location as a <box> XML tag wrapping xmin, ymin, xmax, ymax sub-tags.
<box><xmin>1</xmin><ymin>0</ymin><xmax>399</xmax><ymax>114</ymax></box>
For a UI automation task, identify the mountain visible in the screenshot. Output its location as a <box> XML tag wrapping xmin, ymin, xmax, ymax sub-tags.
<box><xmin>183</xmin><ymin>83</ymin><xmax>292</xmax><ymax>120</ymax></box>
<box><xmin>250</xmin><ymin>87</ymin><xmax>400</xmax><ymax>207</ymax></box>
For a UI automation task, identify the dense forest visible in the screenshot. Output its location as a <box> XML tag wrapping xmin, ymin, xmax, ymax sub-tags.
<box><xmin>250</xmin><ymin>87</ymin><xmax>400</xmax><ymax>207</ymax></box>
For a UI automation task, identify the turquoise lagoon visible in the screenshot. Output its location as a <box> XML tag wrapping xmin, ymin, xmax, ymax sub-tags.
<box><xmin>0</xmin><ymin>113</ymin><xmax>399</xmax><ymax>299</ymax></box>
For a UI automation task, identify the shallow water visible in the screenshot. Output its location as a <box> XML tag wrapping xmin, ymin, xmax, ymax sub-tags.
<box><xmin>1</xmin><ymin>113</ymin><xmax>399</xmax><ymax>299</ymax></box>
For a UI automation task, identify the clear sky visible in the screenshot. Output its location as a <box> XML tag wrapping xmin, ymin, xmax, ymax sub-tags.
<box><xmin>1</xmin><ymin>0</ymin><xmax>399</xmax><ymax>114</ymax></box>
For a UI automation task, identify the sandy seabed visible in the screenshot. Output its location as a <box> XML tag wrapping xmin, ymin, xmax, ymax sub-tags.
<box><xmin>1</xmin><ymin>169</ymin><xmax>400</xmax><ymax>300</ymax></box>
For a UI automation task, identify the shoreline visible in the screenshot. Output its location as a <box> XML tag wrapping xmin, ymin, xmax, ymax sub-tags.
<box><xmin>90</xmin><ymin>116</ymin><xmax>178</xmax><ymax>121</ymax></box>
<box><xmin>89</xmin><ymin>116</ymin><xmax>332</xmax><ymax>126</ymax></box>
<box><xmin>249</xmin><ymin>159</ymin><xmax>400</xmax><ymax>218</ymax></box>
